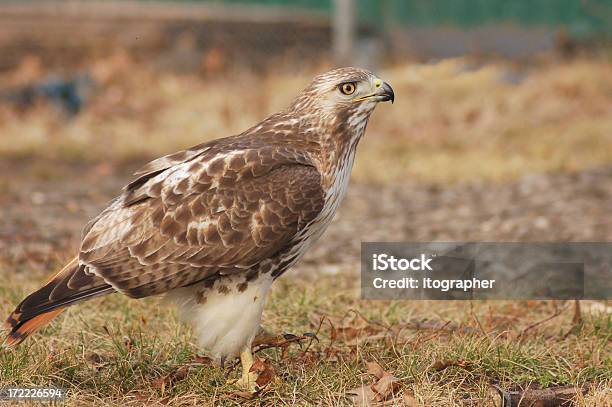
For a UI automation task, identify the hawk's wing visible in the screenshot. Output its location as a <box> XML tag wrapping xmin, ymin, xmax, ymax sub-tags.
<box><xmin>4</xmin><ymin>141</ymin><xmax>324</xmax><ymax>345</ymax></box>
<box><xmin>81</xmin><ymin>142</ymin><xmax>325</xmax><ymax>297</ymax></box>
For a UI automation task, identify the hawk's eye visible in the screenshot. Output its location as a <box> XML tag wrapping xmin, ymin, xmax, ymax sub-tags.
<box><xmin>339</xmin><ymin>82</ymin><xmax>356</xmax><ymax>95</ymax></box>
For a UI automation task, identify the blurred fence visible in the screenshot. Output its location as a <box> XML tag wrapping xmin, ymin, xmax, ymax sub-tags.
<box><xmin>0</xmin><ymin>0</ymin><xmax>611</xmax><ymax>73</ymax></box>
<box><xmin>200</xmin><ymin>0</ymin><xmax>612</xmax><ymax>37</ymax></box>
<box><xmin>198</xmin><ymin>0</ymin><xmax>612</xmax><ymax>60</ymax></box>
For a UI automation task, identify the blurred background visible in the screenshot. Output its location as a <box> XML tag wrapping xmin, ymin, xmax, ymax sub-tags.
<box><xmin>0</xmin><ymin>0</ymin><xmax>612</xmax><ymax>274</ymax></box>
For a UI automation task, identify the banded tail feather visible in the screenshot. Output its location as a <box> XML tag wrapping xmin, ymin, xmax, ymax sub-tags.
<box><xmin>3</xmin><ymin>257</ymin><xmax>114</xmax><ymax>348</ymax></box>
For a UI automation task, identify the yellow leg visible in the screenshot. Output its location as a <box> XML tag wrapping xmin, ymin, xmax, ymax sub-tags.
<box><xmin>232</xmin><ymin>347</ymin><xmax>259</xmax><ymax>392</ymax></box>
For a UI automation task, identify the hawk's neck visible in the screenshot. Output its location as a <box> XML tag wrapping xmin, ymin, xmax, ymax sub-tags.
<box><xmin>250</xmin><ymin>108</ymin><xmax>371</xmax><ymax>191</ymax></box>
<box><xmin>311</xmin><ymin>110</ymin><xmax>371</xmax><ymax>191</ymax></box>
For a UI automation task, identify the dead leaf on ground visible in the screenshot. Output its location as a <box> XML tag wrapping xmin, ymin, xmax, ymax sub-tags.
<box><xmin>190</xmin><ymin>355</ymin><xmax>213</xmax><ymax>365</ymax></box>
<box><xmin>366</xmin><ymin>361</ymin><xmax>385</xmax><ymax>379</ymax></box>
<box><xmin>431</xmin><ymin>359</ymin><xmax>470</xmax><ymax>372</ymax></box>
<box><xmin>123</xmin><ymin>335</ymin><xmax>134</xmax><ymax>351</ymax></box>
<box><xmin>372</xmin><ymin>372</ymin><xmax>401</xmax><ymax>401</ymax></box>
<box><xmin>348</xmin><ymin>385</ymin><xmax>379</xmax><ymax>406</ymax></box>
<box><xmin>84</xmin><ymin>351</ymin><xmax>110</xmax><ymax>370</ymax></box>
<box><xmin>401</xmin><ymin>319</ymin><xmax>476</xmax><ymax>335</ymax></box>
<box><xmin>347</xmin><ymin>361</ymin><xmax>402</xmax><ymax>406</ymax></box>
<box><xmin>341</xmin><ymin>327</ymin><xmax>386</xmax><ymax>346</ymax></box>
<box><xmin>490</xmin><ymin>384</ymin><xmax>588</xmax><ymax>407</ymax></box>
<box><xmin>319</xmin><ymin>312</ymin><xmax>386</xmax><ymax>346</ymax></box>
<box><xmin>232</xmin><ymin>391</ymin><xmax>257</xmax><ymax>400</ymax></box>
<box><xmin>250</xmin><ymin>356</ymin><xmax>275</xmax><ymax>388</ymax></box>
<box><xmin>400</xmin><ymin>389</ymin><xmax>419</xmax><ymax>406</ymax></box>
<box><xmin>297</xmin><ymin>349</ymin><xmax>322</xmax><ymax>366</ymax></box>
<box><xmin>152</xmin><ymin>365</ymin><xmax>191</xmax><ymax>394</ymax></box>
<box><xmin>310</xmin><ymin>313</ymin><xmax>473</xmax><ymax>349</ymax></box>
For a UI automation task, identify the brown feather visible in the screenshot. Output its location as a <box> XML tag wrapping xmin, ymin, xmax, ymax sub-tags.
<box><xmin>77</xmin><ymin>144</ymin><xmax>324</xmax><ymax>298</ymax></box>
<box><xmin>3</xmin><ymin>308</ymin><xmax>66</xmax><ymax>348</ymax></box>
<box><xmin>3</xmin><ymin>257</ymin><xmax>114</xmax><ymax>347</ymax></box>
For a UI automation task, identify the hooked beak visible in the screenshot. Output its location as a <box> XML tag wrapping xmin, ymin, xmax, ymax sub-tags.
<box><xmin>355</xmin><ymin>80</ymin><xmax>395</xmax><ymax>104</ymax></box>
<box><xmin>379</xmin><ymin>81</ymin><xmax>395</xmax><ymax>103</ymax></box>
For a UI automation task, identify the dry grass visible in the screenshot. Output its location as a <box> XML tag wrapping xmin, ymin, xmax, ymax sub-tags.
<box><xmin>0</xmin><ymin>54</ymin><xmax>611</xmax><ymax>184</ymax></box>
<box><xmin>1</xmin><ymin>268</ymin><xmax>610</xmax><ymax>406</ymax></box>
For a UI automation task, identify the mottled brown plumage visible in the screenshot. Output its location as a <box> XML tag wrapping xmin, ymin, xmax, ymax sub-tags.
<box><xmin>3</xmin><ymin>67</ymin><xmax>393</xmax><ymax>387</ymax></box>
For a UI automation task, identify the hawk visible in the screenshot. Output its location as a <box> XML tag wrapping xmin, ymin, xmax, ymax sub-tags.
<box><xmin>3</xmin><ymin>67</ymin><xmax>394</xmax><ymax>390</ymax></box>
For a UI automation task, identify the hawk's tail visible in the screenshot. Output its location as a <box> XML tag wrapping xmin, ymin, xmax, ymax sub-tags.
<box><xmin>3</xmin><ymin>257</ymin><xmax>114</xmax><ymax>348</ymax></box>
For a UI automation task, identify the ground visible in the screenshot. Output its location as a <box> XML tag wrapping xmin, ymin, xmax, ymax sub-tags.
<box><xmin>0</xmin><ymin>57</ymin><xmax>611</xmax><ymax>405</ymax></box>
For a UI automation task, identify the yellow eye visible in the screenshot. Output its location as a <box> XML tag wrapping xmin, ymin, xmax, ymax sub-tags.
<box><xmin>339</xmin><ymin>82</ymin><xmax>356</xmax><ymax>95</ymax></box>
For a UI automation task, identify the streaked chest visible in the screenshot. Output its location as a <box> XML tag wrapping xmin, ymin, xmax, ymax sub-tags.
<box><xmin>285</xmin><ymin>136</ymin><xmax>360</xmax><ymax>260</ymax></box>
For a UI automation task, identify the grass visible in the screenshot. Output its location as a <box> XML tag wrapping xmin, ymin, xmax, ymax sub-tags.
<box><xmin>1</xmin><ymin>267</ymin><xmax>610</xmax><ymax>406</ymax></box>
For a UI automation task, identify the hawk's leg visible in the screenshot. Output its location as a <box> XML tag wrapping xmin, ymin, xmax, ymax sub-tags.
<box><xmin>230</xmin><ymin>346</ymin><xmax>259</xmax><ymax>392</ymax></box>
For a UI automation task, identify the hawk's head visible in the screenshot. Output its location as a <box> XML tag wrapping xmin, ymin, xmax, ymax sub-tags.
<box><xmin>290</xmin><ymin>67</ymin><xmax>394</xmax><ymax>130</ymax></box>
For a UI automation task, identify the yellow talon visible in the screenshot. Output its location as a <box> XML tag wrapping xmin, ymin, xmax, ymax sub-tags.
<box><xmin>230</xmin><ymin>347</ymin><xmax>259</xmax><ymax>392</ymax></box>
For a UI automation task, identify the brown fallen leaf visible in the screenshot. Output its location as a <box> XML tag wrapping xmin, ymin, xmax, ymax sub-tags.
<box><xmin>133</xmin><ymin>391</ymin><xmax>153</xmax><ymax>403</ymax></box>
<box><xmin>401</xmin><ymin>319</ymin><xmax>476</xmax><ymax>335</ymax></box>
<box><xmin>310</xmin><ymin>310</ymin><xmax>384</xmax><ymax>339</ymax></box>
<box><xmin>491</xmin><ymin>384</ymin><xmax>588</xmax><ymax>407</ymax></box>
<box><xmin>487</xmin><ymin>386</ymin><xmax>504</xmax><ymax>406</ymax></box>
<box><xmin>338</xmin><ymin>326</ymin><xmax>381</xmax><ymax>341</ymax></box>
<box><xmin>191</xmin><ymin>355</ymin><xmax>213</xmax><ymax>365</ymax></box>
<box><xmin>347</xmin><ymin>385</ymin><xmax>378</xmax><ymax>407</ymax></box>
<box><xmin>232</xmin><ymin>391</ymin><xmax>257</xmax><ymax>400</ymax></box>
<box><xmin>297</xmin><ymin>349</ymin><xmax>322</xmax><ymax>366</ymax></box>
<box><xmin>329</xmin><ymin>318</ymin><xmax>338</xmax><ymax>343</ymax></box>
<box><xmin>347</xmin><ymin>361</ymin><xmax>402</xmax><ymax>406</ymax></box>
<box><xmin>123</xmin><ymin>335</ymin><xmax>134</xmax><ymax>351</ymax></box>
<box><xmin>250</xmin><ymin>357</ymin><xmax>275</xmax><ymax>388</ymax></box>
<box><xmin>343</xmin><ymin>329</ymin><xmax>387</xmax><ymax>346</ymax></box>
<box><xmin>372</xmin><ymin>371</ymin><xmax>401</xmax><ymax>401</ymax></box>
<box><xmin>152</xmin><ymin>365</ymin><xmax>191</xmax><ymax>395</ymax></box>
<box><xmin>401</xmin><ymin>389</ymin><xmax>419</xmax><ymax>406</ymax></box>
<box><xmin>431</xmin><ymin>359</ymin><xmax>470</xmax><ymax>371</ymax></box>
<box><xmin>323</xmin><ymin>346</ymin><xmax>347</xmax><ymax>363</ymax></box>
<box><xmin>84</xmin><ymin>351</ymin><xmax>109</xmax><ymax>370</ymax></box>
<box><xmin>366</xmin><ymin>361</ymin><xmax>385</xmax><ymax>379</ymax></box>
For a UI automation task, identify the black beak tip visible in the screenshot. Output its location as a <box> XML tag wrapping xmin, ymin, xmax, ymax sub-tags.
<box><xmin>382</xmin><ymin>81</ymin><xmax>394</xmax><ymax>104</ymax></box>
